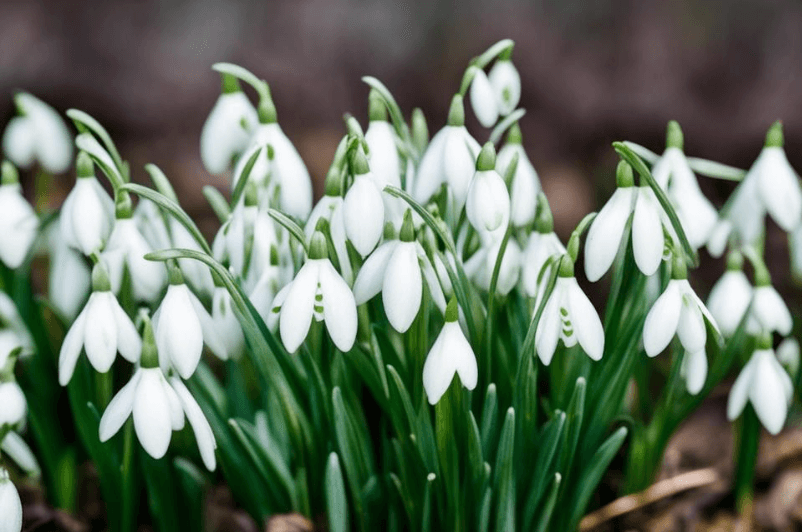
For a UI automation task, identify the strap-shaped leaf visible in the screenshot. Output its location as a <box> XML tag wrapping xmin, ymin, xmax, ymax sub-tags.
<box><xmin>268</xmin><ymin>208</ymin><xmax>309</xmax><ymax>253</ymax></box>
<box><xmin>203</xmin><ymin>186</ymin><xmax>231</xmax><ymax>223</ymax></box>
<box><xmin>75</xmin><ymin>133</ymin><xmax>125</xmax><ymax>190</ymax></box>
<box><xmin>521</xmin><ymin>412</ymin><xmax>566</xmax><ymax>531</ymax></box>
<box><xmin>144</xmin><ymin>164</ymin><xmax>178</xmax><ymax>202</ymax></box>
<box><xmin>230</xmin><ymin>146</ymin><xmax>263</xmax><ymax>207</ymax></box>
<box><xmin>493</xmin><ymin>407</ymin><xmax>516</xmax><ymax>532</ymax></box>
<box><xmin>212</xmin><ymin>63</ymin><xmax>268</xmax><ymax>99</ymax></box>
<box><xmin>67</xmin><ymin>109</ymin><xmax>126</xmax><ymax>177</ymax></box>
<box><xmin>533</xmin><ymin>473</ymin><xmax>562</xmax><ymax>532</ymax></box>
<box><xmin>325</xmin><ymin>453</ymin><xmax>349</xmax><ymax>532</ymax></box>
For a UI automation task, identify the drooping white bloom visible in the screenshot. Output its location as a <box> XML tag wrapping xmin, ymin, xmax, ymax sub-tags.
<box><xmin>58</xmin><ymin>264</ymin><xmax>141</xmax><ymax>385</ymax></box>
<box><xmin>777</xmin><ymin>337</ymin><xmax>800</xmax><ymax>378</ymax></box>
<box><xmin>200</xmin><ymin>79</ymin><xmax>258</xmax><ymax>175</ymax></box>
<box><xmin>365</xmin><ymin>111</ymin><xmax>406</xmax><ymax>227</ymax></box>
<box><xmin>2</xmin><ymin>92</ymin><xmax>72</xmax><ymax>174</ymax></box>
<box><xmin>422</xmin><ymin>300</ymin><xmax>478</xmax><ymax>404</ymax></box>
<box><xmin>413</xmin><ymin>95</ymin><xmax>480</xmax><ymax>211</ymax></box>
<box><xmin>680</xmin><ymin>348</ymin><xmax>708</xmax><ymax>395</ymax></box>
<box><xmin>305</xmin><ymin>194</ymin><xmax>352</xmax><ymax>284</ymax></box>
<box><xmin>584</xmin><ymin>185</ymin><xmax>637</xmax><ymax>282</ymax></box>
<box><xmin>99</xmin><ymin>366</ymin><xmax>217</xmax><ymax>470</ymax></box>
<box><xmin>536</xmin><ymin>257</ymin><xmax>604</xmax><ymax>365</ymax></box>
<box><xmin>747</xmin><ymin>283</ymin><xmax>792</xmax><ymax>336</ymax></box>
<box><xmin>353</xmin><ymin>214</ymin><xmax>446</xmax><ymax>332</ymax></box>
<box><xmin>727</xmin><ymin>346</ymin><xmax>793</xmax><ymax>435</ymax></box>
<box><xmin>469</xmin><ymin>68</ymin><xmax>499</xmax><ymax>128</ymax></box>
<box><xmin>101</xmin><ymin>218</ymin><xmax>167</xmax><ymax>304</ymax></box>
<box><xmin>60</xmin><ymin>153</ymin><xmax>114</xmax><ymax>255</ymax></box>
<box><xmin>210</xmin><ymin>286</ymin><xmax>245</xmax><ymax>361</ymax></box>
<box><xmin>0</xmin><ymin>293</ymin><xmax>34</xmax><ymax>359</ymax></box>
<box><xmin>464</xmin><ymin>238</ymin><xmax>522</xmax><ymax>296</ymax></box>
<box><xmin>276</xmin><ymin>233</ymin><xmax>357</xmax><ymax>353</ymax></box>
<box><xmin>643</xmin><ymin>277</ymin><xmax>718</xmax><ymax>358</ymax></box>
<box><xmin>487</xmin><ymin>59</ymin><xmax>521</xmax><ymax>116</ymax></box>
<box><xmin>466</xmin><ymin>143</ymin><xmax>510</xmax><ymax>233</ymax></box>
<box><xmin>521</xmin><ymin>230</ymin><xmax>565</xmax><ymax>301</ymax></box>
<box><xmin>706</xmin><ymin>254</ymin><xmax>753</xmax><ymax>337</ymax></box>
<box><xmin>0</xmin><ymin>468</ymin><xmax>22</xmax><ymax>532</ymax></box>
<box><xmin>0</xmin><ymin>381</ymin><xmax>27</xmax><ymax>429</ymax></box>
<box><xmin>1</xmin><ymin>432</ymin><xmax>40</xmax><ymax>478</ymax></box>
<box><xmin>496</xmin><ymin>124</ymin><xmax>541</xmax><ymax>227</ymax></box>
<box><xmin>47</xmin><ymin>221</ymin><xmax>91</xmax><ymax>322</ymax></box>
<box><xmin>343</xmin><ymin>150</ymin><xmax>385</xmax><ymax>257</ymax></box>
<box><xmin>790</xmin><ymin>223</ymin><xmax>802</xmax><ymax>281</ymax></box>
<box><xmin>0</xmin><ymin>163</ymin><xmax>38</xmax><ymax>269</ymax></box>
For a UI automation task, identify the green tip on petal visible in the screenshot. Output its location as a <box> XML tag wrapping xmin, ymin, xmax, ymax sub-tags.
<box><xmin>766</xmin><ymin>121</ymin><xmax>784</xmax><ymax>148</ymax></box>
<box><xmin>670</xmin><ymin>253</ymin><xmax>687</xmax><ymax>280</ymax></box>
<box><xmin>350</xmin><ymin>148</ymin><xmax>370</xmax><ymax>176</ymax></box>
<box><xmin>383</xmin><ymin>221</ymin><xmax>397</xmax><ymax>241</ymax></box>
<box><xmin>412</xmin><ymin>107</ymin><xmax>429</xmax><ymax>150</ymax></box>
<box><xmin>167</xmin><ymin>259</ymin><xmax>185</xmax><ymax>286</ymax></box>
<box><xmin>506</xmin><ymin>122</ymin><xmax>522</xmax><ymax>145</ymax></box>
<box><xmin>244</xmin><ymin>181</ymin><xmax>259</xmax><ymax>207</ymax></box>
<box><xmin>476</xmin><ymin>142</ymin><xmax>496</xmax><ymax>171</ymax></box>
<box><xmin>754</xmin><ymin>261</ymin><xmax>771</xmax><ymax>287</ymax></box>
<box><xmin>447</xmin><ymin>95</ymin><xmax>465</xmax><ymax>127</ymax></box>
<box><xmin>91</xmin><ymin>261</ymin><xmax>112</xmax><ymax>292</ymax></box>
<box><xmin>399</xmin><ymin>210</ymin><xmax>415</xmax><ymax>242</ymax></box>
<box><xmin>1</xmin><ymin>161</ymin><xmax>19</xmax><ymax>186</ymax></box>
<box><xmin>368</xmin><ymin>89</ymin><xmax>388</xmax><ymax>122</ymax></box>
<box><xmin>725</xmin><ymin>250</ymin><xmax>744</xmax><ymax>271</ymax></box>
<box><xmin>756</xmin><ymin>331</ymin><xmax>773</xmax><ymax>350</ymax></box>
<box><xmin>567</xmin><ymin>232</ymin><xmax>580</xmax><ymax>262</ymax></box>
<box><xmin>534</xmin><ymin>193</ymin><xmax>554</xmax><ymax>233</ymax></box>
<box><xmin>221</xmin><ymin>73</ymin><xmax>241</xmax><ymax>94</ymax></box>
<box><xmin>445</xmin><ymin>296</ymin><xmax>459</xmax><ymax>322</ymax></box>
<box><xmin>115</xmin><ymin>190</ymin><xmax>133</xmax><ymax>219</ymax></box>
<box><xmin>257</xmin><ymin>83</ymin><xmax>278</xmax><ymax>124</ymax></box>
<box><xmin>309</xmin><ymin>231</ymin><xmax>329</xmax><ymax>260</ymax></box>
<box><xmin>666</xmin><ymin>120</ymin><xmax>684</xmax><ymax>150</ymax></box>
<box><xmin>615</xmin><ymin>160</ymin><xmax>634</xmax><ymax>188</ymax></box>
<box><xmin>140</xmin><ymin>315</ymin><xmax>159</xmax><ymax>368</ymax></box>
<box><xmin>557</xmin><ymin>254</ymin><xmax>574</xmax><ymax>278</ymax></box>
<box><xmin>76</xmin><ymin>151</ymin><xmax>95</xmax><ymax>179</ymax></box>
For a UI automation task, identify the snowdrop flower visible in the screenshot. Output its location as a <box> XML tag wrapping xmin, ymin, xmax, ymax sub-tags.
<box><xmin>422</xmin><ymin>298</ymin><xmax>478</xmax><ymax>404</ymax></box>
<box><xmin>497</xmin><ymin>124</ymin><xmax>540</xmax><ymax>227</ymax></box>
<box><xmin>48</xmin><ymin>221</ymin><xmax>91</xmax><ymax>322</ymax></box>
<box><xmin>469</xmin><ymin>68</ymin><xmax>499</xmax><ymax>128</ymax></box>
<box><xmin>746</xmin><ymin>271</ymin><xmax>792</xmax><ymax>337</ymax></box>
<box><xmin>0</xmin><ymin>381</ymin><xmax>26</xmax><ymax>429</ymax></box>
<box><xmin>212</xmin><ymin>186</ymin><xmax>258</xmax><ymax>277</ymax></box>
<box><xmin>2</xmin><ymin>92</ymin><xmax>72</xmax><ymax>174</ymax></box>
<box><xmin>536</xmin><ymin>254</ymin><xmax>604</xmax><ymax>365</ymax></box>
<box><xmin>706</xmin><ymin>252</ymin><xmax>752</xmax><ymax>337</ymax></box>
<box><xmin>365</xmin><ymin>91</ymin><xmax>405</xmax><ymax>226</ymax></box>
<box><xmin>210</xmin><ymin>286</ymin><xmax>245</xmax><ymax>361</ymax></box>
<box><xmin>413</xmin><ymin>95</ymin><xmax>481</xmax><ymax>212</ymax></box>
<box><xmin>488</xmin><ymin>58</ymin><xmax>521</xmax><ymax>116</ymax></box>
<box><xmin>0</xmin><ymin>469</ymin><xmax>22</xmax><ymax>532</ymax></box>
<box><xmin>0</xmin><ymin>331</ymin><xmax>23</xmax><ymax>370</ymax></box>
<box><xmin>153</xmin><ymin>264</ymin><xmax>222</xmax><ymax>379</ymax></box>
<box><xmin>343</xmin><ymin>148</ymin><xmax>385</xmax><ymax>257</ymax></box>
<box><xmin>305</xmin><ymin>192</ymin><xmax>352</xmax><ymax>285</ymax></box>
<box><xmin>680</xmin><ymin>348</ymin><xmax>708</xmax><ymax>395</ymax></box>
<box><xmin>200</xmin><ymin>74</ymin><xmax>258</xmax><ymax>175</ymax></box>
<box><xmin>650</xmin><ymin>122</ymin><xmax>718</xmax><ymax>249</ymax></box>
<box><xmin>521</xmin><ymin>195</ymin><xmax>565</xmax><ymax>302</ymax></box>
<box><xmin>101</xmin><ymin>196</ymin><xmax>166</xmax><ymax>304</ymax></box>
<box><xmin>642</xmin><ymin>257</ymin><xmax>718</xmax><ymax>358</ymax></box>
<box><xmin>60</xmin><ymin>152</ymin><xmax>114</xmax><ymax>255</ymax></box>
<box><xmin>353</xmin><ymin>211</ymin><xmax>446</xmax><ymax>333</ymax></box>
<box><xmin>276</xmin><ymin>232</ymin><xmax>357</xmax><ymax>353</ymax></box>
<box><xmin>99</xmin><ymin>320</ymin><xmax>217</xmax><ymax>470</ymax></box>
<box><xmin>58</xmin><ymin>262</ymin><xmax>141</xmax><ymax>385</ymax></box>
<box><xmin>232</xmin><ymin>88</ymin><xmax>312</xmax><ymax>219</ymax></box>
<box><xmin>466</xmin><ymin>143</ymin><xmax>510</xmax><ymax>233</ymax></box>
<box><xmin>0</xmin><ymin>162</ymin><xmax>37</xmax><ymax>269</ymax></box>
<box><xmin>727</xmin><ymin>336</ymin><xmax>793</xmax><ymax>435</ymax></box>
<box><xmin>0</xmin><ymin>293</ymin><xmax>33</xmax><ymax>359</ymax></box>
<box><xmin>777</xmin><ymin>337</ymin><xmax>800</xmax><ymax>378</ymax></box>
<box><xmin>464</xmin><ymin>238</ymin><xmax>522</xmax><ymax>296</ymax></box>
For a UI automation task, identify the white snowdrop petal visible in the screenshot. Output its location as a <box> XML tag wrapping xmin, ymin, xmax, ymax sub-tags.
<box><xmin>99</xmin><ymin>370</ymin><xmax>141</xmax><ymax>441</ymax></box>
<box><xmin>466</xmin><ymin>170</ymin><xmax>509</xmax><ymax>232</ymax></box>
<box><xmin>757</xmin><ymin>148</ymin><xmax>802</xmax><ymax>232</ymax></box>
<box><xmin>319</xmin><ymin>261</ymin><xmax>358</xmax><ymax>352</ymax></box>
<box><xmin>566</xmin><ymin>278</ymin><xmax>605</xmax><ymax>360</ymax></box>
<box><xmin>162</xmin><ymin>378</ymin><xmax>185</xmax><ymax>431</ymax></box>
<box><xmin>584</xmin><ymin>188</ymin><xmax>634</xmax><ymax>282</ymax></box>
<box><xmin>133</xmin><ymin>370</ymin><xmax>173</xmax><ymax>459</ymax></box>
<box><xmin>727</xmin><ymin>355</ymin><xmax>756</xmax><ymax>421</ymax></box>
<box><xmin>443</xmin><ymin>128</ymin><xmax>479</xmax><ymax>211</ymax></box>
<box><xmin>2</xmin><ymin>432</ymin><xmax>40</xmax><ymax>477</ymax></box>
<box><xmin>266</xmin><ymin>284</ymin><xmax>291</xmax><ymax>332</ymax></box>
<box><xmin>365</xmin><ymin>121</ymin><xmax>402</xmax><ymax>189</ymax></box>
<box><xmin>413</xmin><ymin>128</ymin><xmax>448</xmax><ymax>205</ymax></box>
<box><xmin>0</xmin><ymin>382</ymin><xmax>26</xmax><ymax>427</ymax></box>
<box><xmin>677</xmin><ymin>295</ymin><xmax>706</xmax><ymax>354</ymax></box>
<box><xmin>112</xmin><ymin>298</ymin><xmax>141</xmax><ymax>363</ymax></box>
<box><xmin>83</xmin><ymin>293</ymin><xmax>118</xmax><ymax>373</ymax></box>
<box><xmin>171</xmin><ymin>377</ymin><xmax>217</xmax><ymax>471</ymax></box>
<box><xmin>683</xmin><ymin>349</ymin><xmax>707</xmax><ymax>395</ymax></box>
<box><xmin>65</xmin><ymin>179</ymin><xmax>114</xmax><ymax>255</ymax></box>
<box><xmin>753</xmin><ymin>286</ymin><xmax>792</xmax><ymax>336</ymax></box>
<box><xmin>0</xmin><ymin>186</ymin><xmax>38</xmax><ymax>269</ymax></box>
<box><xmin>19</xmin><ymin>93</ymin><xmax>73</xmax><ymax>173</ymax></box>
<box><xmin>445</xmin><ymin>322</ymin><xmax>478</xmax><ymax>391</ymax></box>
<box><xmin>643</xmin><ymin>281</ymin><xmax>682</xmax><ymax>357</ymax></box>
<box><xmin>352</xmin><ymin>241</ymin><xmax>398</xmax><ymax>305</ymax></box>
<box><xmin>769</xmin><ymin>353</ymin><xmax>795</xmax><ymax>405</ymax></box>
<box><xmin>58</xmin><ymin>307</ymin><xmax>88</xmax><ymax>386</ymax></box>
<box><xmin>488</xmin><ymin>60</ymin><xmax>521</xmax><ymax>116</ymax></box>
<box><xmin>2</xmin><ymin>116</ymin><xmax>36</xmax><ymax>169</ymax></box>
<box><xmin>188</xmin><ymin>289</ymin><xmax>227</xmax><ymax>363</ymax></box>
<box><xmin>0</xmin><ymin>471</ymin><xmax>22</xmax><ymax>532</ymax></box>
<box><xmin>418</xmin><ymin>245</ymin><xmax>447</xmax><ymax>312</ymax></box>
<box><xmin>343</xmin><ymin>174</ymin><xmax>385</xmax><ymax>257</ymax></box>
<box><xmin>200</xmin><ymin>92</ymin><xmax>257</xmax><ymax>175</ymax></box>
<box><xmin>706</xmin><ymin>271</ymin><xmax>752</xmax><ymax>337</ymax></box>
<box><xmin>422</xmin><ymin>331</ymin><xmax>451</xmax><ymax>405</ymax></box>
<box><xmin>383</xmin><ymin>243</ymin><xmax>422</xmax><ymax>333</ymax></box>
<box><xmin>280</xmin><ymin>262</ymin><xmax>319</xmax><ymax>353</ymax></box>
<box><xmin>535</xmin><ymin>284</ymin><xmax>563</xmax><ymax>366</ymax></box>
<box><xmin>750</xmin><ymin>351</ymin><xmax>788</xmax><ymax>435</ymax></box>
<box><xmin>706</xmin><ymin>220</ymin><xmax>732</xmax><ymax>258</ymax></box>
<box><xmin>469</xmin><ymin>69</ymin><xmax>499</xmax><ymax>128</ymax></box>
<box><xmin>632</xmin><ymin>188</ymin><xmax>665</xmax><ymax>276</ymax></box>
<box><xmin>777</xmin><ymin>338</ymin><xmax>800</xmax><ymax>377</ymax></box>
<box><xmin>268</xmin><ymin>124</ymin><xmax>314</xmax><ymax>219</ymax></box>
<box><xmin>156</xmin><ymin>285</ymin><xmax>204</xmax><ymax>380</ymax></box>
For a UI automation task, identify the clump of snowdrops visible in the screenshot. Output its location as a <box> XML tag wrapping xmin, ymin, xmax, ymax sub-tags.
<box><xmin>0</xmin><ymin>39</ymin><xmax>800</xmax><ymax>531</ymax></box>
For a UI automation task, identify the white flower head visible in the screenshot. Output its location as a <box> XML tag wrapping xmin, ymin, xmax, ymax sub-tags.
<box><xmin>0</xmin><ymin>162</ymin><xmax>38</xmax><ymax>269</ymax></box>
<box><xmin>343</xmin><ymin>148</ymin><xmax>385</xmax><ymax>257</ymax></box>
<box><xmin>497</xmin><ymin>123</ymin><xmax>541</xmax><ymax>227</ymax></box>
<box><xmin>728</xmin><ymin>342</ymin><xmax>793</xmax><ymax>435</ymax></box>
<box><xmin>642</xmin><ymin>262</ymin><xmax>719</xmax><ymax>358</ymax></box>
<box><xmin>521</xmin><ymin>196</ymin><xmax>565</xmax><ymax>302</ymax></box>
<box><xmin>488</xmin><ymin>59</ymin><xmax>521</xmax><ymax>116</ymax></box>
<box><xmin>777</xmin><ymin>337</ymin><xmax>800</xmax><ymax>378</ymax></box>
<box><xmin>2</xmin><ymin>92</ymin><xmax>73</xmax><ymax>174</ymax></box>
<box><xmin>48</xmin><ymin>220</ymin><xmax>91</xmax><ymax>322</ymax></box>
<box><xmin>276</xmin><ymin>232</ymin><xmax>357</xmax><ymax>353</ymax></box>
<box><xmin>58</xmin><ymin>262</ymin><xmax>141</xmax><ymax>385</ymax></box>
<box><xmin>469</xmin><ymin>68</ymin><xmax>499</xmax><ymax>128</ymax></box>
<box><xmin>413</xmin><ymin>95</ymin><xmax>480</xmax><ymax>212</ymax></box>
<box><xmin>353</xmin><ymin>211</ymin><xmax>446</xmax><ymax>333</ymax></box>
<box><xmin>210</xmin><ymin>286</ymin><xmax>245</xmax><ymax>361</ymax></box>
<box><xmin>747</xmin><ymin>284</ymin><xmax>792</xmax><ymax>337</ymax></box>
<box><xmin>536</xmin><ymin>255</ymin><xmax>605</xmax><ymax>365</ymax></box>
<box><xmin>0</xmin><ymin>468</ymin><xmax>22</xmax><ymax>532</ymax></box>
<box><xmin>464</xmin><ymin>238</ymin><xmax>522</xmax><ymax>296</ymax></box>
<box><xmin>0</xmin><ymin>381</ymin><xmax>27</xmax><ymax>430</ymax></box>
<box><xmin>200</xmin><ymin>76</ymin><xmax>258</xmax><ymax>175</ymax></box>
<box><xmin>305</xmin><ymin>193</ymin><xmax>353</xmax><ymax>284</ymax></box>
<box><xmin>0</xmin><ymin>292</ymin><xmax>34</xmax><ymax>360</ymax></box>
<box><xmin>706</xmin><ymin>252</ymin><xmax>753</xmax><ymax>337</ymax></box>
<box><xmin>60</xmin><ymin>152</ymin><xmax>115</xmax><ymax>256</ymax></box>
<box><xmin>680</xmin><ymin>348</ymin><xmax>708</xmax><ymax>395</ymax></box>
<box><xmin>422</xmin><ymin>298</ymin><xmax>478</xmax><ymax>404</ymax></box>
<box><xmin>466</xmin><ymin>143</ymin><xmax>510</xmax><ymax>233</ymax></box>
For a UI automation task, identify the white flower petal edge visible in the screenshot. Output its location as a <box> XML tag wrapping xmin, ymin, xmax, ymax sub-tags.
<box><xmin>133</xmin><ymin>368</ymin><xmax>174</xmax><ymax>459</ymax></box>
<box><xmin>99</xmin><ymin>369</ymin><xmax>143</xmax><ymax>442</ymax></box>
<box><xmin>469</xmin><ymin>69</ymin><xmax>499</xmax><ymax>128</ymax></box>
<box><xmin>382</xmin><ymin>243</ymin><xmax>423</xmax><ymax>333</ymax></box>
<box><xmin>155</xmin><ymin>284</ymin><xmax>204</xmax><ymax>379</ymax></box>
<box><xmin>727</xmin><ymin>349</ymin><xmax>793</xmax><ymax>435</ymax></box>
<box><xmin>422</xmin><ymin>321</ymin><xmax>477</xmax><ymax>405</ymax></box>
<box><xmin>0</xmin><ymin>468</ymin><xmax>22</xmax><ymax>532</ymax></box>
<box><xmin>643</xmin><ymin>280</ymin><xmax>682</xmax><ymax>357</ymax></box>
<box><xmin>170</xmin><ymin>377</ymin><xmax>217</xmax><ymax>471</ymax></box>
<box><xmin>584</xmin><ymin>187</ymin><xmax>635</xmax><ymax>282</ymax></box>
<box><xmin>319</xmin><ymin>261</ymin><xmax>358</xmax><ymax>352</ymax></box>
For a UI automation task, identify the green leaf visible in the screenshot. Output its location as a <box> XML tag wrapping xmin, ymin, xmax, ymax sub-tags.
<box><xmin>386</xmin><ymin>365</ymin><xmax>418</xmax><ymax>437</ymax></box>
<box><xmin>471</xmin><ymin>39</ymin><xmax>515</xmax><ymax>70</ymax></box>
<box><xmin>493</xmin><ymin>408</ymin><xmax>516</xmax><ymax>532</ymax></box>
<box><xmin>532</xmin><ymin>473</ymin><xmax>562</xmax><ymax>532</ymax></box>
<box><xmin>75</xmin><ymin>133</ymin><xmax>125</xmax><ymax>190</ymax></box>
<box><xmin>203</xmin><ymin>186</ymin><xmax>231</xmax><ymax>223</ymax></box>
<box><xmin>332</xmin><ymin>387</ymin><xmax>367</xmax><ymax>526</ymax></box>
<box><xmin>521</xmin><ymin>411</ymin><xmax>566</xmax><ymax>532</ymax></box>
<box><xmin>477</xmin><ymin>487</ymin><xmax>493</xmax><ymax>532</ymax></box>
<box><xmin>421</xmin><ymin>473</ymin><xmax>436</xmax><ymax>532</ymax></box>
<box><xmin>686</xmin><ymin>156</ymin><xmax>746</xmax><ymax>181</ymax></box>
<box><xmin>230</xmin><ymin>147</ymin><xmax>262</xmax><ymax>207</ymax></box>
<box><xmin>466</xmin><ymin>410</ymin><xmax>484</xmax><ymax>486</ymax></box>
<box><xmin>325</xmin><ymin>453</ymin><xmax>349</xmax><ymax>532</ymax></box>
<box><xmin>143</xmin><ymin>163</ymin><xmax>179</xmax><ymax>202</ymax></box>
<box><xmin>559</xmin><ymin>377</ymin><xmax>586</xmax><ymax>476</ymax></box>
<box><xmin>140</xmin><ymin>449</ymin><xmax>181</xmax><ymax>532</ymax></box>
<box><xmin>173</xmin><ymin>458</ymin><xmax>208</xmax><ymax>532</ymax></box>
<box><xmin>212</xmin><ymin>63</ymin><xmax>268</xmax><ymax>98</ymax></box>
<box><xmin>479</xmin><ymin>383</ymin><xmax>499</xmax><ymax>460</ymax></box>
<box><xmin>268</xmin><ymin>208</ymin><xmax>310</xmax><ymax>253</ymax></box>
<box><xmin>66</xmin><ymin>109</ymin><xmax>126</xmax><ymax>176</ymax></box>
